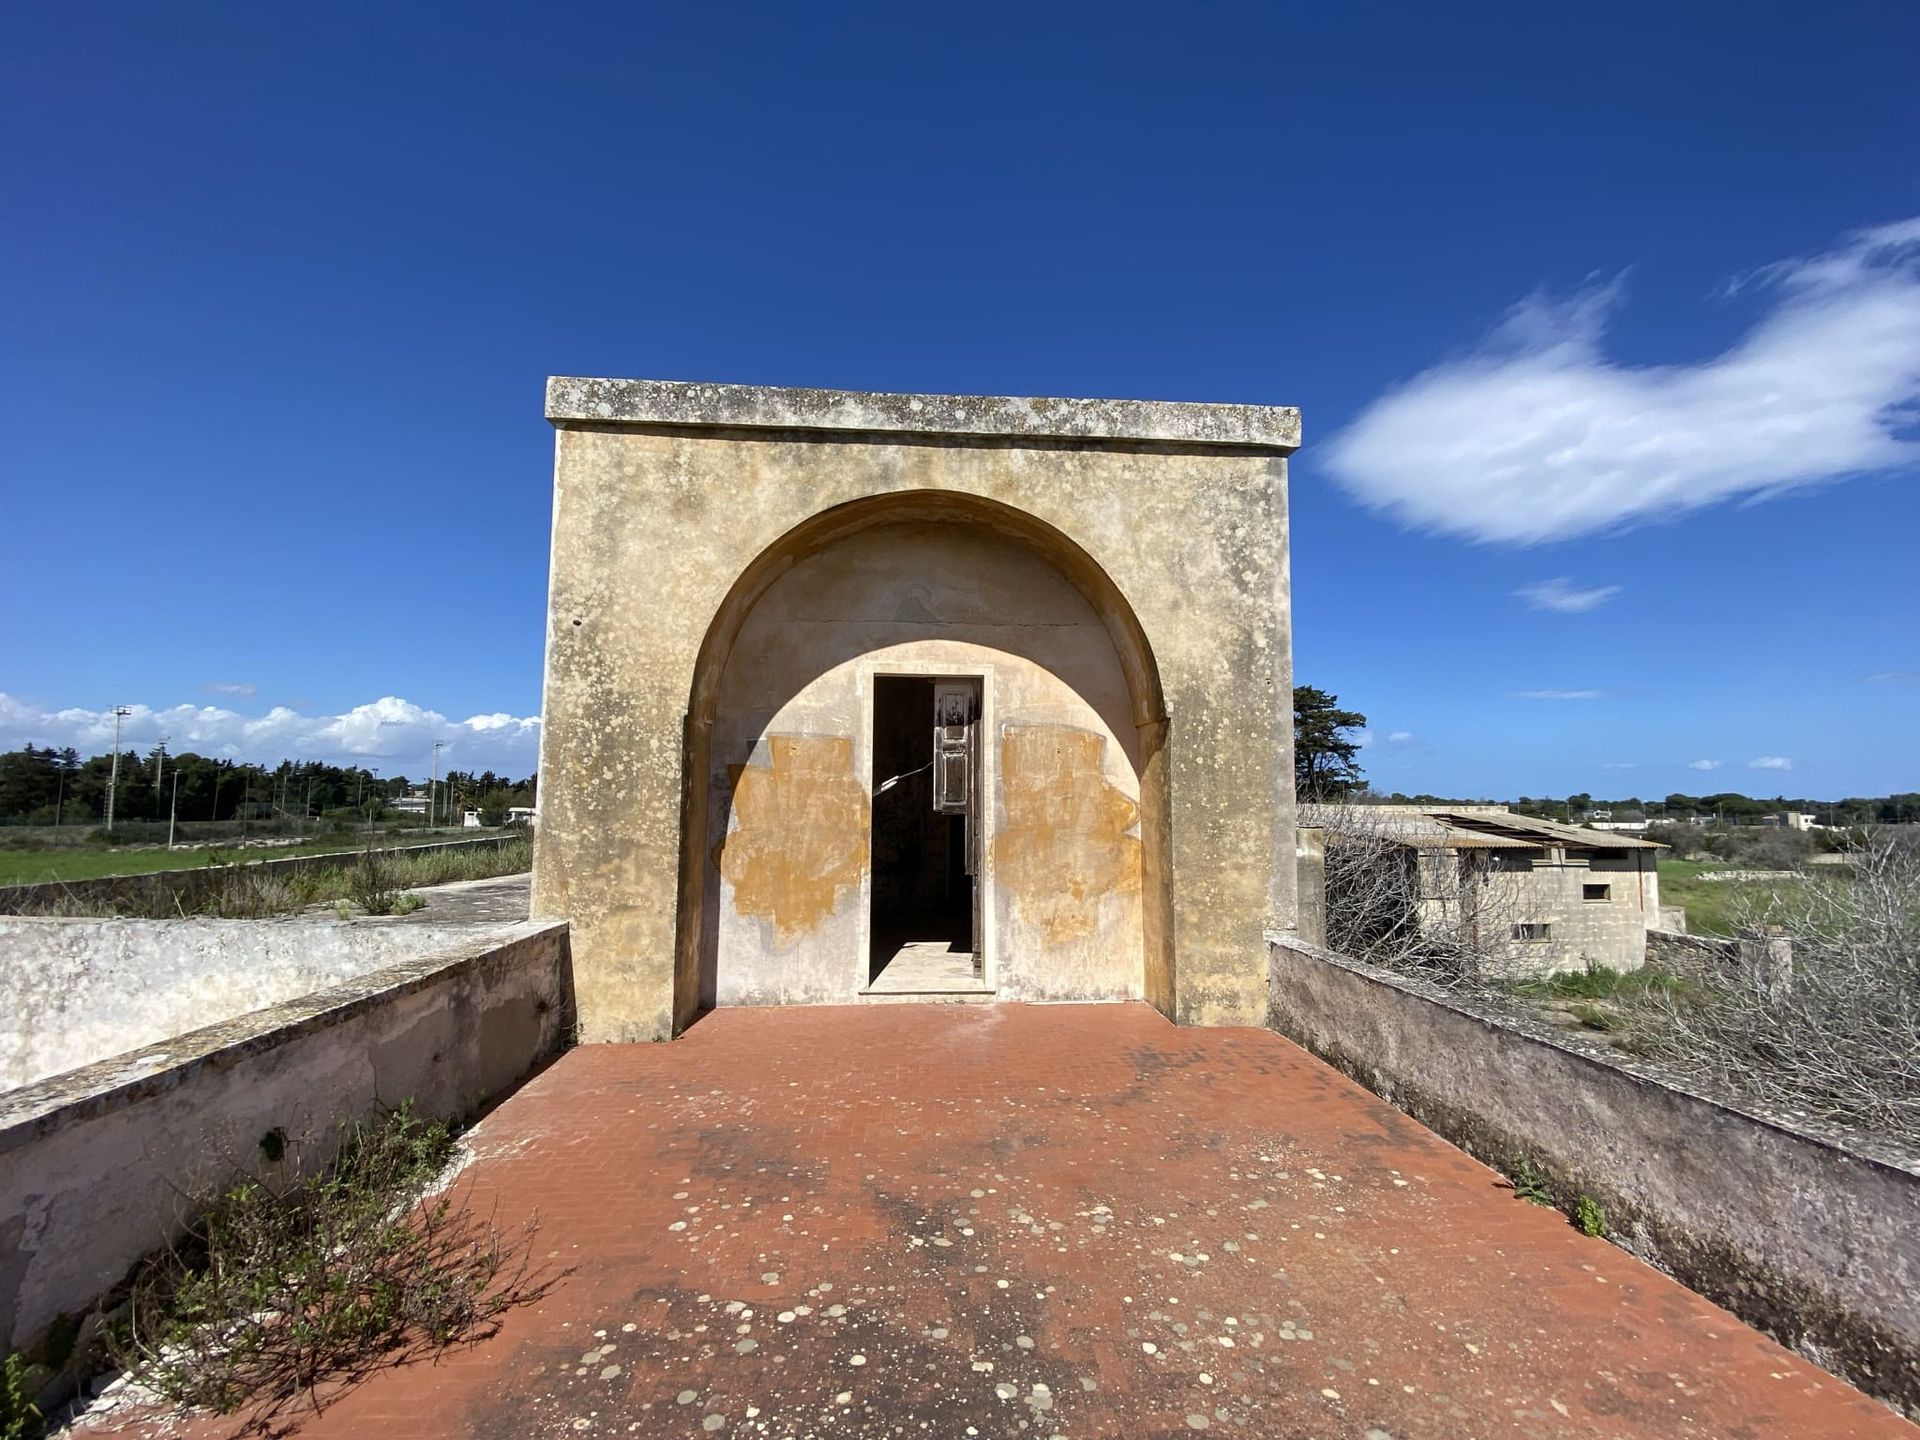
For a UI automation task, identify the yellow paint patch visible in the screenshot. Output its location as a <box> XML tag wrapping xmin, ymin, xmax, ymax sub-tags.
<box><xmin>993</xmin><ymin>724</ymin><xmax>1141</xmax><ymax>944</ymax></box>
<box><xmin>718</xmin><ymin>735</ymin><xmax>869</xmax><ymax>946</ymax></box>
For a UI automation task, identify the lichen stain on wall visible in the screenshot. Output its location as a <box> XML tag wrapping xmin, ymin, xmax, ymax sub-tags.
<box><xmin>716</xmin><ymin>735</ymin><xmax>870</xmax><ymax>947</ymax></box>
<box><xmin>993</xmin><ymin>724</ymin><xmax>1142</xmax><ymax>945</ymax></box>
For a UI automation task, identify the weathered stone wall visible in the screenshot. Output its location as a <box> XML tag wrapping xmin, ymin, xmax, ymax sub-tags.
<box><xmin>0</xmin><ymin>834</ymin><xmax>516</xmax><ymax>917</ymax></box>
<box><xmin>1647</xmin><ymin>925</ymin><xmax>1738</xmax><ymax>982</ymax></box>
<box><xmin>3</xmin><ymin>915</ymin><xmax>539</xmax><ymax>1090</ymax></box>
<box><xmin>535</xmin><ymin>379</ymin><xmax>1298</xmax><ymax>1038</ymax></box>
<box><xmin>0</xmin><ymin>921</ymin><xmax>573</xmax><ymax>1357</ymax></box>
<box><xmin>1267</xmin><ymin>935</ymin><xmax>1920</xmax><ymax>1417</ymax></box>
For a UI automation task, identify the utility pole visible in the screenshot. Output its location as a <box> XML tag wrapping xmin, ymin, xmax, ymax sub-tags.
<box><xmin>153</xmin><ymin>735</ymin><xmax>170</xmax><ymax>788</ymax></box>
<box><xmin>431</xmin><ymin>740</ymin><xmax>446</xmax><ymax>829</ymax></box>
<box><xmin>167</xmin><ymin>769</ymin><xmax>181</xmax><ymax>849</ymax></box>
<box><xmin>105</xmin><ymin>705</ymin><xmax>132</xmax><ymax>832</ymax></box>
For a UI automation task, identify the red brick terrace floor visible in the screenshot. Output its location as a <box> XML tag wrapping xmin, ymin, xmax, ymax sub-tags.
<box><xmin>82</xmin><ymin>1004</ymin><xmax>1914</xmax><ymax>1439</ymax></box>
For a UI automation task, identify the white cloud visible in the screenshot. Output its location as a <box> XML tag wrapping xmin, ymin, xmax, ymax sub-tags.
<box><xmin>1868</xmin><ymin>669</ymin><xmax>1919</xmax><ymax>683</ymax></box>
<box><xmin>1749</xmin><ymin>755</ymin><xmax>1795</xmax><ymax>771</ymax></box>
<box><xmin>0</xmin><ymin>694</ymin><xmax>540</xmax><ymax>775</ymax></box>
<box><xmin>203</xmin><ymin>681</ymin><xmax>257</xmax><ymax>697</ymax></box>
<box><xmin>1384</xmin><ymin>730</ymin><xmax>1415</xmax><ymax>744</ymax></box>
<box><xmin>1688</xmin><ymin>759</ymin><xmax>1723</xmax><ymax>771</ymax></box>
<box><xmin>1325</xmin><ymin>217</ymin><xmax>1920</xmax><ymax>544</ymax></box>
<box><xmin>1514</xmin><ymin>577</ymin><xmax>1622</xmax><ymax>613</ymax></box>
<box><xmin>1514</xmin><ymin>689</ymin><xmax>1603</xmax><ymax>701</ymax></box>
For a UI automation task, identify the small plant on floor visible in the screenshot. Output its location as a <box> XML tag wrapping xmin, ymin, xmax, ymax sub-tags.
<box><xmin>1575</xmin><ymin>1194</ymin><xmax>1607</xmax><ymax>1238</ymax></box>
<box><xmin>391</xmin><ymin>892</ymin><xmax>424</xmax><ymax>915</ymax></box>
<box><xmin>1508</xmin><ymin>1155</ymin><xmax>1554</xmax><ymax>1206</ymax></box>
<box><xmin>351</xmin><ymin>844</ymin><xmax>398</xmax><ymax>915</ymax></box>
<box><xmin>115</xmin><ymin>1102</ymin><xmax>554</xmax><ymax>1422</ymax></box>
<box><xmin>2</xmin><ymin>1351</ymin><xmax>40</xmax><ymax>1440</ymax></box>
<box><xmin>1568</xmin><ymin>1001</ymin><xmax>1625</xmax><ymax>1033</ymax></box>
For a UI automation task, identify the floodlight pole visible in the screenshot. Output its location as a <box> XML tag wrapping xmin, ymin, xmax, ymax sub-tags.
<box><xmin>168</xmin><ymin>770</ymin><xmax>181</xmax><ymax>850</ymax></box>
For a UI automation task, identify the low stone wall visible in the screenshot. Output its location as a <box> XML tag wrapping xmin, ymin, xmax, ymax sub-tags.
<box><xmin>1646</xmin><ymin>925</ymin><xmax>1737</xmax><ymax>982</ymax></box>
<box><xmin>1267</xmin><ymin>935</ymin><xmax>1920</xmax><ymax>1417</ymax></box>
<box><xmin>0</xmin><ymin>921</ymin><xmax>573</xmax><ymax>1357</ymax></box>
<box><xmin>0</xmin><ymin>834</ymin><xmax>517</xmax><ymax>917</ymax></box>
<box><xmin>3</xmin><ymin>916</ymin><xmax>539</xmax><ymax>1090</ymax></box>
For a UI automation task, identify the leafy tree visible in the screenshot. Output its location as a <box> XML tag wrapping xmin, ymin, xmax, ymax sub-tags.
<box><xmin>1294</xmin><ymin>686</ymin><xmax>1367</xmax><ymax>800</ymax></box>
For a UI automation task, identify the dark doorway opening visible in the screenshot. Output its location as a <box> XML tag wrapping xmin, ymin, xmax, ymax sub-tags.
<box><xmin>868</xmin><ymin>675</ymin><xmax>982</xmax><ymax>991</ymax></box>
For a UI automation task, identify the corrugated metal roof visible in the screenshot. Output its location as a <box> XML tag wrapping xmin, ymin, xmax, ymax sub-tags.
<box><xmin>1300</xmin><ymin>805</ymin><xmax>1665</xmax><ymax>851</ymax></box>
<box><xmin>1428</xmin><ymin>810</ymin><xmax>1665</xmax><ymax>850</ymax></box>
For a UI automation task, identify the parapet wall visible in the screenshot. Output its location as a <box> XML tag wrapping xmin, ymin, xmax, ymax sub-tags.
<box><xmin>3</xmin><ymin>915</ymin><xmax>542</xmax><ymax>1089</ymax></box>
<box><xmin>0</xmin><ymin>921</ymin><xmax>573</xmax><ymax>1356</ymax></box>
<box><xmin>1267</xmin><ymin>936</ymin><xmax>1920</xmax><ymax>1418</ymax></box>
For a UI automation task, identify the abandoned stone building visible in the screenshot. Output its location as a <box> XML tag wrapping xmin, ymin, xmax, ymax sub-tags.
<box><xmin>533</xmin><ymin>378</ymin><xmax>1300</xmax><ymax>1039</ymax></box>
<box><xmin>1302</xmin><ymin>804</ymin><xmax>1665</xmax><ymax>974</ymax></box>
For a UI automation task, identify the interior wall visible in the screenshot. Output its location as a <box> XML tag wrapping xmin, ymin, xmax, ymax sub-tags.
<box><xmin>705</xmin><ymin>521</ymin><xmax>1144</xmax><ymax>1006</ymax></box>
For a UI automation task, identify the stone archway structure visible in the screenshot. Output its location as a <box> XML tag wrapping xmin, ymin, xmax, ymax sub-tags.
<box><xmin>533</xmin><ymin>378</ymin><xmax>1300</xmax><ymax>1040</ymax></box>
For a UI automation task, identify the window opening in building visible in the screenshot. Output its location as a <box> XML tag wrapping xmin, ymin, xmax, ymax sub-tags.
<box><xmin>1583</xmin><ymin>883</ymin><xmax>1611</xmax><ymax>901</ymax></box>
<box><xmin>1512</xmin><ymin>922</ymin><xmax>1551</xmax><ymax>942</ymax></box>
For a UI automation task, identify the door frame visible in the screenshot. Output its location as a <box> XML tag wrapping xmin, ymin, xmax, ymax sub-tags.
<box><xmin>856</xmin><ymin>660</ymin><xmax>997</xmax><ymax>996</ymax></box>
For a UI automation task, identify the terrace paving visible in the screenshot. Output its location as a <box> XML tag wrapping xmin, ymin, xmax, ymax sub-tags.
<box><xmin>75</xmin><ymin>1003</ymin><xmax>1914</xmax><ymax>1439</ymax></box>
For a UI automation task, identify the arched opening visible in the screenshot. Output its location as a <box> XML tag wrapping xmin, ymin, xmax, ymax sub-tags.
<box><xmin>674</xmin><ymin>491</ymin><xmax>1171</xmax><ymax>1030</ymax></box>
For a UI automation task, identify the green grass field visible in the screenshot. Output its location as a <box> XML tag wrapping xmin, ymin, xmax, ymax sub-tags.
<box><xmin>1657</xmin><ymin>859</ymin><xmax>1808</xmax><ymax>937</ymax></box>
<box><xmin>0</xmin><ymin>835</ymin><xmax>488</xmax><ymax>888</ymax></box>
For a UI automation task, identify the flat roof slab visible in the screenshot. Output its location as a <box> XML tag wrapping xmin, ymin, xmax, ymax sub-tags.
<box><xmin>76</xmin><ymin>1005</ymin><xmax>1912</xmax><ymax>1438</ymax></box>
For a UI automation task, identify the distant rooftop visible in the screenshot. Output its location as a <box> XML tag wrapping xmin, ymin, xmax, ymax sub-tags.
<box><xmin>1302</xmin><ymin>804</ymin><xmax>1665</xmax><ymax>851</ymax></box>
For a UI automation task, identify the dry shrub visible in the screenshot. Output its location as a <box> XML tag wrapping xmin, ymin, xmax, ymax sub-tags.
<box><xmin>1623</xmin><ymin>835</ymin><xmax>1920</xmax><ymax>1145</ymax></box>
<box><xmin>117</xmin><ymin>1104</ymin><xmax>554</xmax><ymax>1423</ymax></box>
<box><xmin>1317</xmin><ymin>805</ymin><xmax>1526</xmax><ymax>986</ymax></box>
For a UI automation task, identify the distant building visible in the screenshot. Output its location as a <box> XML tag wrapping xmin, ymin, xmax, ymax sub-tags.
<box><xmin>1781</xmin><ymin>811</ymin><xmax>1818</xmax><ymax>831</ymax></box>
<box><xmin>388</xmin><ymin>792</ymin><xmax>429</xmax><ymax>816</ymax></box>
<box><xmin>1301</xmin><ymin>804</ymin><xmax>1665</xmax><ymax>976</ymax></box>
<box><xmin>506</xmin><ymin>806</ymin><xmax>537</xmax><ymax>826</ymax></box>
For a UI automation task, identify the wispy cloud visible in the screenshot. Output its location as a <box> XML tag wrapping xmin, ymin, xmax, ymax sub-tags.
<box><xmin>1514</xmin><ymin>577</ymin><xmax>1622</xmax><ymax>613</ymax></box>
<box><xmin>203</xmin><ymin>681</ymin><xmax>257</xmax><ymax>697</ymax></box>
<box><xmin>1384</xmin><ymin>730</ymin><xmax>1415</xmax><ymax>744</ymax></box>
<box><xmin>1324</xmin><ymin>217</ymin><xmax>1920</xmax><ymax>544</ymax></box>
<box><xmin>1749</xmin><ymin>755</ymin><xmax>1795</xmax><ymax>772</ymax></box>
<box><xmin>1868</xmin><ymin>669</ymin><xmax>1919</xmax><ymax>683</ymax></box>
<box><xmin>1514</xmin><ymin>689</ymin><xmax>1603</xmax><ymax>701</ymax></box>
<box><xmin>1601</xmin><ymin>761</ymin><xmax>1638</xmax><ymax>770</ymax></box>
<box><xmin>1688</xmin><ymin>759</ymin><xmax>1723</xmax><ymax>771</ymax></box>
<box><xmin>0</xmin><ymin>694</ymin><xmax>540</xmax><ymax>773</ymax></box>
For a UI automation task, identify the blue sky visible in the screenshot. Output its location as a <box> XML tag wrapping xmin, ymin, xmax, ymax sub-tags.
<box><xmin>2</xmin><ymin>2</ymin><xmax>1915</xmax><ymax>796</ymax></box>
